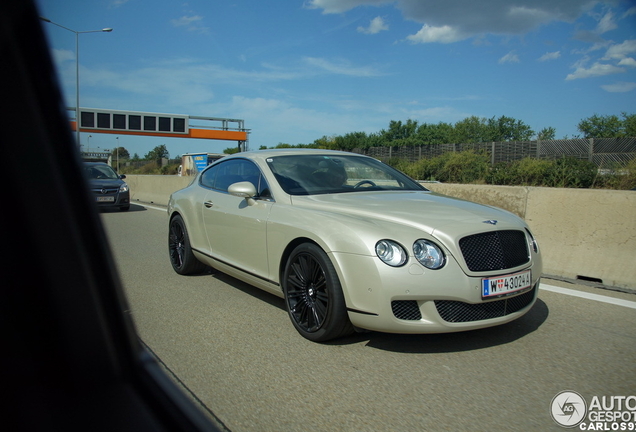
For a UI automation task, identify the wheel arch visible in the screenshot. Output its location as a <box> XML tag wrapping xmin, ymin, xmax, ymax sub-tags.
<box><xmin>278</xmin><ymin>237</ymin><xmax>320</xmax><ymax>283</ymax></box>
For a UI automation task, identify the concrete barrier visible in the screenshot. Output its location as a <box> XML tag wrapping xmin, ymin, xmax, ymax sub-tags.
<box><xmin>425</xmin><ymin>183</ymin><xmax>636</xmax><ymax>290</ymax></box>
<box><xmin>127</xmin><ymin>175</ymin><xmax>193</xmax><ymax>206</ymax></box>
<box><xmin>126</xmin><ymin>175</ymin><xmax>636</xmax><ymax>290</ymax></box>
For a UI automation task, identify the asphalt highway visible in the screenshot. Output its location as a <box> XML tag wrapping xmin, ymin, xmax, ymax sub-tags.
<box><xmin>101</xmin><ymin>203</ymin><xmax>636</xmax><ymax>432</ymax></box>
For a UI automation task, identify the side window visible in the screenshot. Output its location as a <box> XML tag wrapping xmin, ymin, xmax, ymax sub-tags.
<box><xmin>200</xmin><ymin>164</ymin><xmax>218</xmax><ymax>189</ymax></box>
<box><xmin>203</xmin><ymin>159</ymin><xmax>272</xmax><ymax>199</ymax></box>
<box><xmin>257</xmin><ymin>174</ymin><xmax>273</xmax><ymax>200</ymax></box>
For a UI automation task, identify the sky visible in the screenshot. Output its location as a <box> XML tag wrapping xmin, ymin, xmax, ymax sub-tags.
<box><xmin>36</xmin><ymin>0</ymin><xmax>636</xmax><ymax>159</ymax></box>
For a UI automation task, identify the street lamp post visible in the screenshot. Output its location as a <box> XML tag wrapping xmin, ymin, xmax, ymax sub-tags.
<box><xmin>39</xmin><ymin>17</ymin><xmax>112</xmax><ymax>148</ymax></box>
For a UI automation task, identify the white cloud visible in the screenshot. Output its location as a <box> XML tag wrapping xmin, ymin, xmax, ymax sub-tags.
<box><xmin>596</xmin><ymin>10</ymin><xmax>617</xmax><ymax>34</ymax></box>
<box><xmin>604</xmin><ymin>39</ymin><xmax>636</xmax><ymax>60</ymax></box>
<box><xmin>109</xmin><ymin>0</ymin><xmax>130</xmax><ymax>8</ymax></box>
<box><xmin>52</xmin><ymin>48</ymin><xmax>75</xmax><ymax>63</ymax></box>
<box><xmin>227</xmin><ymin>95</ymin><xmax>381</xmax><ymax>146</ymax></box>
<box><xmin>618</xmin><ymin>57</ymin><xmax>636</xmax><ymax>67</ymax></box>
<box><xmin>302</xmin><ymin>57</ymin><xmax>384</xmax><ymax>76</ymax></box>
<box><xmin>310</xmin><ymin>0</ymin><xmax>596</xmax><ymax>43</ymax></box>
<box><xmin>406</xmin><ymin>25</ymin><xmax>465</xmax><ymax>44</ymax></box>
<box><xmin>357</xmin><ymin>16</ymin><xmax>389</xmax><ymax>34</ymax></box>
<box><xmin>538</xmin><ymin>51</ymin><xmax>561</xmax><ymax>62</ymax></box>
<box><xmin>171</xmin><ymin>15</ymin><xmax>209</xmax><ymax>34</ymax></box>
<box><xmin>600</xmin><ymin>82</ymin><xmax>636</xmax><ymax>92</ymax></box>
<box><xmin>499</xmin><ymin>51</ymin><xmax>520</xmax><ymax>64</ymax></box>
<box><xmin>305</xmin><ymin>0</ymin><xmax>388</xmax><ymax>14</ymax></box>
<box><xmin>566</xmin><ymin>62</ymin><xmax>625</xmax><ymax>80</ymax></box>
<box><xmin>507</xmin><ymin>5</ymin><xmax>553</xmax><ymax>25</ymax></box>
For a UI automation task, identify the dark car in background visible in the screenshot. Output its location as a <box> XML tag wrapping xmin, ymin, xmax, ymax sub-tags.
<box><xmin>83</xmin><ymin>162</ymin><xmax>130</xmax><ymax>211</ymax></box>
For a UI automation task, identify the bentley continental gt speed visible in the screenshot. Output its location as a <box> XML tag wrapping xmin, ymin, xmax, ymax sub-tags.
<box><xmin>167</xmin><ymin>149</ymin><xmax>542</xmax><ymax>342</ymax></box>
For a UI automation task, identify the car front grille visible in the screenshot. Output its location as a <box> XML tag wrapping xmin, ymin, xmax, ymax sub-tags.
<box><xmin>459</xmin><ymin>230</ymin><xmax>529</xmax><ymax>272</ymax></box>
<box><xmin>91</xmin><ymin>187</ymin><xmax>119</xmax><ymax>195</ymax></box>
<box><xmin>434</xmin><ymin>286</ymin><xmax>536</xmax><ymax>323</ymax></box>
<box><xmin>390</xmin><ymin>286</ymin><xmax>536</xmax><ymax>322</ymax></box>
<box><xmin>391</xmin><ymin>300</ymin><xmax>422</xmax><ymax>321</ymax></box>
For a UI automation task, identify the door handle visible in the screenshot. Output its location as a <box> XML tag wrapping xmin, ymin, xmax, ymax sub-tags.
<box><xmin>204</xmin><ymin>201</ymin><xmax>213</xmax><ymax>208</ymax></box>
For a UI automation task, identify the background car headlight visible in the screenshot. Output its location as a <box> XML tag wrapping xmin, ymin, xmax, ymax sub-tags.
<box><xmin>413</xmin><ymin>239</ymin><xmax>445</xmax><ymax>269</ymax></box>
<box><xmin>375</xmin><ymin>240</ymin><xmax>407</xmax><ymax>267</ymax></box>
<box><xmin>119</xmin><ymin>183</ymin><xmax>129</xmax><ymax>193</ymax></box>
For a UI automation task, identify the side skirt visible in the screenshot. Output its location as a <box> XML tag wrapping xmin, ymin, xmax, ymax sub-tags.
<box><xmin>192</xmin><ymin>249</ymin><xmax>284</xmax><ymax>298</ymax></box>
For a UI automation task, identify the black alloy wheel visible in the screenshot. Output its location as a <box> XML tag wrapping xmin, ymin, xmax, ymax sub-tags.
<box><xmin>283</xmin><ymin>243</ymin><xmax>353</xmax><ymax>342</ymax></box>
<box><xmin>168</xmin><ymin>215</ymin><xmax>207</xmax><ymax>275</ymax></box>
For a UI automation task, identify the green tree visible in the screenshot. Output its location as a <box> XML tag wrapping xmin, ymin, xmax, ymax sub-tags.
<box><xmin>380</xmin><ymin>119</ymin><xmax>419</xmax><ymax>144</ymax></box>
<box><xmin>110</xmin><ymin>147</ymin><xmax>130</xmax><ymax>159</ymax></box>
<box><xmin>452</xmin><ymin>116</ymin><xmax>491</xmax><ymax>143</ymax></box>
<box><xmin>622</xmin><ymin>112</ymin><xmax>636</xmax><ymax>136</ymax></box>
<box><xmin>537</xmin><ymin>127</ymin><xmax>556</xmax><ymax>140</ymax></box>
<box><xmin>334</xmin><ymin>131</ymin><xmax>372</xmax><ymax>150</ymax></box>
<box><xmin>145</xmin><ymin>144</ymin><xmax>169</xmax><ymax>162</ymax></box>
<box><xmin>577</xmin><ymin>114</ymin><xmax>623</xmax><ymax>138</ymax></box>
<box><xmin>487</xmin><ymin>116</ymin><xmax>534</xmax><ymax>141</ymax></box>
<box><xmin>416</xmin><ymin>122</ymin><xmax>454</xmax><ymax>145</ymax></box>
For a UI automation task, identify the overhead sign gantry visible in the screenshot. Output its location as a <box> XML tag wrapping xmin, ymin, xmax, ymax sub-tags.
<box><xmin>69</xmin><ymin>107</ymin><xmax>249</xmax><ymax>150</ymax></box>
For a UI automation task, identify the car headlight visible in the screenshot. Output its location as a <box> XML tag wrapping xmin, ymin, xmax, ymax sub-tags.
<box><xmin>413</xmin><ymin>239</ymin><xmax>445</xmax><ymax>269</ymax></box>
<box><xmin>375</xmin><ymin>240</ymin><xmax>408</xmax><ymax>267</ymax></box>
<box><xmin>119</xmin><ymin>183</ymin><xmax>129</xmax><ymax>193</ymax></box>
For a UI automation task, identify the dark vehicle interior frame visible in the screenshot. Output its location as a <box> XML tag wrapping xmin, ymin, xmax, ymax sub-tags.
<box><xmin>1</xmin><ymin>1</ymin><xmax>221</xmax><ymax>430</ymax></box>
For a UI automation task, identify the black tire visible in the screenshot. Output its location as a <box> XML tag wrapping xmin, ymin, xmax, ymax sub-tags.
<box><xmin>168</xmin><ymin>214</ymin><xmax>207</xmax><ymax>275</ymax></box>
<box><xmin>282</xmin><ymin>243</ymin><xmax>353</xmax><ymax>342</ymax></box>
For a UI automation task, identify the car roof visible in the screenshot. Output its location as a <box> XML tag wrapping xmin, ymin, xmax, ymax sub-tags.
<box><xmin>83</xmin><ymin>161</ymin><xmax>110</xmax><ymax>166</ymax></box>
<box><xmin>221</xmin><ymin>149</ymin><xmax>369</xmax><ymax>164</ymax></box>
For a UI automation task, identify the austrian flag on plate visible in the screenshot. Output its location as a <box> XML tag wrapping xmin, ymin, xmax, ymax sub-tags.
<box><xmin>482</xmin><ymin>270</ymin><xmax>532</xmax><ymax>299</ymax></box>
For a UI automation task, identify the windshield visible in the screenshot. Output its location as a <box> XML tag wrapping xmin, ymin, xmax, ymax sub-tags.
<box><xmin>85</xmin><ymin>164</ymin><xmax>120</xmax><ymax>180</ymax></box>
<box><xmin>266</xmin><ymin>154</ymin><xmax>426</xmax><ymax>195</ymax></box>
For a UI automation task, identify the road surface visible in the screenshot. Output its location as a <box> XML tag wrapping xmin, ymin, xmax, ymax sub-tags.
<box><xmin>101</xmin><ymin>203</ymin><xmax>636</xmax><ymax>432</ymax></box>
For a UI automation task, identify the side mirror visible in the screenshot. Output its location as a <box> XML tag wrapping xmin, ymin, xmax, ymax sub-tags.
<box><xmin>119</xmin><ymin>174</ymin><xmax>126</xmax><ymax>179</ymax></box>
<box><xmin>228</xmin><ymin>181</ymin><xmax>258</xmax><ymax>205</ymax></box>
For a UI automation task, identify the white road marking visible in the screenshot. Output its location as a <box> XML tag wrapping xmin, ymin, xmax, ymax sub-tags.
<box><xmin>540</xmin><ymin>283</ymin><xmax>636</xmax><ymax>310</ymax></box>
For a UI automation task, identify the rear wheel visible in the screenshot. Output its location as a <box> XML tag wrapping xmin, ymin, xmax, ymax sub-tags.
<box><xmin>168</xmin><ymin>215</ymin><xmax>207</xmax><ymax>275</ymax></box>
<box><xmin>283</xmin><ymin>243</ymin><xmax>353</xmax><ymax>342</ymax></box>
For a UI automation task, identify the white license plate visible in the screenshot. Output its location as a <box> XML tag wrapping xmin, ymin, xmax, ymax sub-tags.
<box><xmin>482</xmin><ymin>270</ymin><xmax>532</xmax><ymax>299</ymax></box>
<box><xmin>96</xmin><ymin>196</ymin><xmax>115</xmax><ymax>202</ymax></box>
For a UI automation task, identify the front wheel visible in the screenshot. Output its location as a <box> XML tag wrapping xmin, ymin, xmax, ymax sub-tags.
<box><xmin>168</xmin><ymin>214</ymin><xmax>207</xmax><ymax>275</ymax></box>
<box><xmin>282</xmin><ymin>243</ymin><xmax>353</xmax><ymax>342</ymax></box>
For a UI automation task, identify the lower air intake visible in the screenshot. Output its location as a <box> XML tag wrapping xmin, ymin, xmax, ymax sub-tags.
<box><xmin>391</xmin><ymin>300</ymin><xmax>422</xmax><ymax>321</ymax></box>
<box><xmin>434</xmin><ymin>286</ymin><xmax>536</xmax><ymax>323</ymax></box>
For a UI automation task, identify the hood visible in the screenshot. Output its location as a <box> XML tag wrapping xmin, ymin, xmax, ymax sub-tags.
<box><xmin>87</xmin><ymin>178</ymin><xmax>125</xmax><ymax>189</ymax></box>
<box><xmin>290</xmin><ymin>190</ymin><xmax>523</xmax><ymax>236</ymax></box>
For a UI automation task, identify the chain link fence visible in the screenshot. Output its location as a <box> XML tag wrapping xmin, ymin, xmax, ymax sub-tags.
<box><xmin>352</xmin><ymin>137</ymin><xmax>636</xmax><ymax>167</ymax></box>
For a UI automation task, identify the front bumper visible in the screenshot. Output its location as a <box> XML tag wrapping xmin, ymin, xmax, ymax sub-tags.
<box><xmin>331</xmin><ymin>251</ymin><xmax>541</xmax><ymax>334</ymax></box>
<box><xmin>92</xmin><ymin>190</ymin><xmax>130</xmax><ymax>209</ymax></box>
